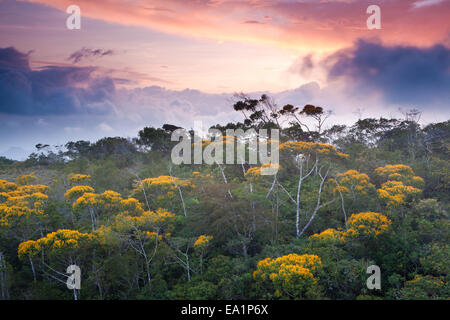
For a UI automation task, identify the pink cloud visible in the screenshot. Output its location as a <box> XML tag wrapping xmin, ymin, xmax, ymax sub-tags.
<box><xmin>25</xmin><ymin>0</ymin><xmax>450</xmax><ymax>51</ymax></box>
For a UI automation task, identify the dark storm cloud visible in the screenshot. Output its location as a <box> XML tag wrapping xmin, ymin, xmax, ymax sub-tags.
<box><xmin>0</xmin><ymin>47</ymin><xmax>32</xmax><ymax>70</ymax></box>
<box><xmin>325</xmin><ymin>39</ymin><xmax>450</xmax><ymax>107</ymax></box>
<box><xmin>0</xmin><ymin>47</ymin><xmax>115</xmax><ymax>115</ymax></box>
<box><xmin>67</xmin><ymin>47</ymin><xmax>115</xmax><ymax>64</ymax></box>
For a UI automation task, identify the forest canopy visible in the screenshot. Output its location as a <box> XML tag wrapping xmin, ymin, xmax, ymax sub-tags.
<box><xmin>0</xmin><ymin>101</ymin><xmax>449</xmax><ymax>300</ymax></box>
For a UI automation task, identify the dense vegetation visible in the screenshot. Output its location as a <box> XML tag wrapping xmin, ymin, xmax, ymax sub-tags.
<box><xmin>0</xmin><ymin>98</ymin><xmax>448</xmax><ymax>300</ymax></box>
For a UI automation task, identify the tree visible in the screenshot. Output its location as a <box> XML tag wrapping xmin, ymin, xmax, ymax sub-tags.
<box><xmin>68</xmin><ymin>174</ymin><xmax>91</xmax><ymax>186</ymax></box>
<box><xmin>343</xmin><ymin>212</ymin><xmax>391</xmax><ymax>240</ymax></box>
<box><xmin>374</xmin><ymin>164</ymin><xmax>424</xmax><ymax>215</ymax></box>
<box><xmin>72</xmin><ymin>190</ymin><xmax>123</xmax><ymax>231</ymax></box>
<box><xmin>65</xmin><ymin>140</ymin><xmax>91</xmax><ymax>159</ymax></box>
<box><xmin>18</xmin><ymin>229</ymin><xmax>96</xmax><ymax>299</ymax></box>
<box><xmin>114</xmin><ymin>208</ymin><xmax>176</xmax><ymax>289</ymax></box>
<box><xmin>193</xmin><ymin>235</ymin><xmax>213</xmax><ymax>275</ymax></box>
<box><xmin>399</xmin><ymin>275</ymin><xmax>448</xmax><ymax>300</ymax></box>
<box><xmin>233</xmin><ymin>94</ymin><xmax>281</xmax><ymax>129</ymax></box>
<box><xmin>342</xmin><ymin>212</ymin><xmax>392</xmax><ymax>259</ymax></box>
<box><xmin>90</xmin><ymin>137</ymin><xmax>137</xmax><ymax>157</ymax></box>
<box><xmin>277</xmin><ymin>141</ymin><xmax>348</xmax><ymax>237</ymax></box>
<box><xmin>135</xmin><ymin>126</ymin><xmax>178</xmax><ymax>153</ymax></box>
<box><xmin>0</xmin><ymin>176</ymin><xmax>50</xmax><ymax>281</ymax></box>
<box><xmin>280</xmin><ymin>104</ymin><xmax>332</xmax><ymax>140</ymax></box>
<box><xmin>132</xmin><ymin>175</ymin><xmax>194</xmax><ymax>216</ymax></box>
<box><xmin>253</xmin><ymin>254</ymin><xmax>323</xmax><ymax>299</ymax></box>
<box><xmin>333</xmin><ymin>170</ymin><xmax>376</xmax><ymax>222</ymax></box>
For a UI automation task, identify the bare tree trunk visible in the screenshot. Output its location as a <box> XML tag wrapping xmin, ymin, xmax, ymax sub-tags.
<box><xmin>92</xmin><ymin>251</ymin><xmax>103</xmax><ymax>299</ymax></box>
<box><xmin>335</xmin><ymin>180</ymin><xmax>347</xmax><ymax>224</ymax></box>
<box><xmin>97</xmin><ymin>278</ymin><xmax>103</xmax><ymax>300</ymax></box>
<box><xmin>139</xmin><ymin>242</ymin><xmax>152</xmax><ymax>290</ymax></box>
<box><xmin>294</xmin><ymin>158</ymin><xmax>316</xmax><ymax>238</ymax></box>
<box><xmin>165</xmin><ymin>239</ymin><xmax>194</xmax><ymax>282</ymax></box>
<box><xmin>38</xmin><ymin>222</ymin><xmax>44</xmax><ymax>238</ymax></box>
<box><xmin>217</xmin><ymin>162</ymin><xmax>233</xmax><ymax>199</ymax></box>
<box><xmin>299</xmin><ymin>168</ymin><xmax>336</xmax><ymax>237</ymax></box>
<box><xmin>145</xmin><ymin>261</ymin><xmax>152</xmax><ymax>288</ymax></box>
<box><xmin>169</xmin><ymin>167</ymin><xmax>187</xmax><ymax>216</ymax></box>
<box><xmin>186</xmin><ymin>254</ymin><xmax>190</xmax><ymax>282</ymax></box>
<box><xmin>29</xmin><ymin>257</ymin><xmax>36</xmax><ymax>281</ymax></box>
<box><xmin>199</xmin><ymin>254</ymin><xmax>204</xmax><ymax>275</ymax></box>
<box><xmin>0</xmin><ymin>252</ymin><xmax>9</xmax><ymax>300</ymax></box>
<box><xmin>275</xmin><ymin>188</ymin><xmax>279</xmax><ymax>242</ymax></box>
<box><xmin>266</xmin><ymin>175</ymin><xmax>277</xmax><ymax>199</ymax></box>
<box><xmin>133</xmin><ymin>173</ymin><xmax>151</xmax><ymax>211</ymax></box>
<box><xmin>242</xmin><ymin>242</ymin><xmax>248</xmax><ymax>258</ymax></box>
<box><xmin>89</xmin><ymin>208</ymin><xmax>96</xmax><ymax>231</ymax></box>
<box><xmin>296</xmin><ymin>160</ymin><xmax>303</xmax><ymax>238</ymax></box>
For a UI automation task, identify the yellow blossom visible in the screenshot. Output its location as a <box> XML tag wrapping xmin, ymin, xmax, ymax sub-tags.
<box><xmin>64</xmin><ymin>185</ymin><xmax>95</xmax><ymax>200</ymax></box>
<box><xmin>343</xmin><ymin>212</ymin><xmax>391</xmax><ymax>239</ymax></box>
<box><xmin>68</xmin><ymin>174</ymin><xmax>91</xmax><ymax>185</ymax></box>
<box><xmin>194</xmin><ymin>235</ymin><xmax>213</xmax><ymax>247</ymax></box>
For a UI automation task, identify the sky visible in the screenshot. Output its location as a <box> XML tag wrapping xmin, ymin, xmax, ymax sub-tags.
<box><xmin>0</xmin><ymin>0</ymin><xmax>449</xmax><ymax>159</ymax></box>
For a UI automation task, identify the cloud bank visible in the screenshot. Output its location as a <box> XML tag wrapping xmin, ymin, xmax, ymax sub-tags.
<box><xmin>0</xmin><ymin>47</ymin><xmax>116</xmax><ymax>115</ymax></box>
<box><xmin>1</xmin><ymin>42</ymin><xmax>449</xmax><ymax>160</ymax></box>
<box><xmin>324</xmin><ymin>39</ymin><xmax>450</xmax><ymax>108</ymax></box>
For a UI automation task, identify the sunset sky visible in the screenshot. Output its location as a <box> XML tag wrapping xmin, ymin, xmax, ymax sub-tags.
<box><xmin>0</xmin><ymin>0</ymin><xmax>449</xmax><ymax>159</ymax></box>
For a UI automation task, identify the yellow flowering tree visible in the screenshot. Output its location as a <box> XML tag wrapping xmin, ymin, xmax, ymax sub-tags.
<box><xmin>0</xmin><ymin>191</ymin><xmax>48</xmax><ymax>230</ymax></box>
<box><xmin>279</xmin><ymin>141</ymin><xmax>349</xmax><ymax>159</ymax></box>
<box><xmin>194</xmin><ymin>234</ymin><xmax>213</xmax><ymax>248</ymax></box>
<box><xmin>18</xmin><ymin>229</ymin><xmax>96</xmax><ymax>299</ymax></box>
<box><xmin>253</xmin><ymin>254</ymin><xmax>322</xmax><ymax>299</ymax></box>
<box><xmin>64</xmin><ymin>185</ymin><xmax>95</xmax><ymax>201</ymax></box>
<box><xmin>0</xmin><ymin>179</ymin><xmax>18</xmax><ymax>193</ymax></box>
<box><xmin>339</xmin><ymin>212</ymin><xmax>392</xmax><ymax>258</ymax></box>
<box><xmin>334</xmin><ymin>170</ymin><xmax>373</xmax><ymax>195</ymax></box>
<box><xmin>194</xmin><ymin>235</ymin><xmax>213</xmax><ymax>274</ymax></box>
<box><xmin>343</xmin><ymin>212</ymin><xmax>391</xmax><ymax>240</ymax></box>
<box><xmin>374</xmin><ymin>164</ymin><xmax>423</xmax><ymax>214</ymax></box>
<box><xmin>245</xmin><ymin>163</ymin><xmax>282</xmax><ymax>179</ymax></box>
<box><xmin>68</xmin><ymin>174</ymin><xmax>91</xmax><ymax>186</ymax></box>
<box><xmin>245</xmin><ymin>162</ymin><xmax>282</xmax><ymax>199</ymax></box>
<box><xmin>132</xmin><ymin>175</ymin><xmax>194</xmax><ymax>216</ymax></box>
<box><xmin>114</xmin><ymin>208</ymin><xmax>176</xmax><ymax>288</ymax></box>
<box><xmin>72</xmin><ymin>190</ymin><xmax>123</xmax><ymax>230</ymax></box>
<box><xmin>18</xmin><ymin>229</ymin><xmax>95</xmax><ymax>259</ymax></box>
<box><xmin>333</xmin><ymin>170</ymin><xmax>375</xmax><ymax>223</ymax></box>
<box><xmin>309</xmin><ymin>228</ymin><xmax>344</xmax><ymax>245</ymax></box>
<box><xmin>119</xmin><ymin>197</ymin><xmax>145</xmax><ymax>216</ymax></box>
<box><xmin>0</xmin><ymin>176</ymin><xmax>50</xmax><ymax>281</ymax></box>
<box><xmin>378</xmin><ymin>181</ymin><xmax>421</xmax><ymax>208</ymax></box>
<box><xmin>0</xmin><ymin>179</ymin><xmax>49</xmax><ymax>238</ymax></box>
<box><xmin>374</xmin><ymin>164</ymin><xmax>424</xmax><ymax>188</ymax></box>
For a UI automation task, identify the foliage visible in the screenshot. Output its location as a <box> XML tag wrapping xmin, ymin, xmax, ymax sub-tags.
<box><xmin>399</xmin><ymin>275</ymin><xmax>448</xmax><ymax>300</ymax></box>
<box><xmin>0</xmin><ymin>111</ymin><xmax>448</xmax><ymax>300</ymax></box>
<box><xmin>253</xmin><ymin>254</ymin><xmax>322</xmax><ymax>299</ymax></box>
<box><xmin>343</xmin><ymin>212</ymin><xmax>391</xmax><ymax>239</ymax></box>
